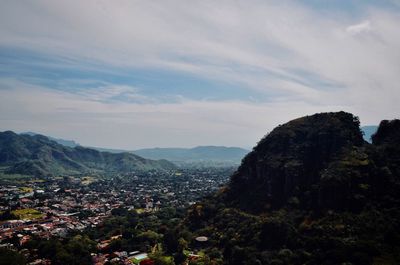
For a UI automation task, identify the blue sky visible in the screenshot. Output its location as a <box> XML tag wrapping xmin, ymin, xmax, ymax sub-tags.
<box><xmin>0</xmin><ymin>0</ymin><xmax>400</xmax><ymax>149</ymax></box>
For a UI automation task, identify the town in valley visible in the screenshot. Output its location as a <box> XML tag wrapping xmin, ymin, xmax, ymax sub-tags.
<box><xmin>0</xmin><ymin>167</ymin><xmax>234</xmax><ymax>264</ymax></box>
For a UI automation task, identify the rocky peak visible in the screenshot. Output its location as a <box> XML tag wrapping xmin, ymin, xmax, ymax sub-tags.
<box><xmin>225</xmin><ymin>111</ymin><xmax>364</xmax><ymax>212</ymax></box>
<box><xmin>372</xmin><ymin>119</ymin><xmax>400</xmax><ymax>145</ymax></box>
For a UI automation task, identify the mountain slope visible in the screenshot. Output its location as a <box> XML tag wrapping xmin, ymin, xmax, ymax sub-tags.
<box><xmin>227</xmin><ymin>111</ymin><xmax>364</xmax><ymax>211</ymax></box>
<box><xmin>21</xmin><ymin>132</ymin><xmax>80</xmax><ymax>148</ymax></box>
<box><xmin>0</xmin><ymin>131</ymin><xmax>176</xmax><ymax>177</ymax></box>
<box><xmin>182</xmin><ymin>112</ymin><xmax>400</xmax><ymax>265</ymax></box>
<box><xmin>21</xmin><ymin>132</ymin><xmax>132</xmax><ymax>153</ymax></box>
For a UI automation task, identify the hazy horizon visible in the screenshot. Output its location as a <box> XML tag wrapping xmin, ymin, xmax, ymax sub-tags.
<box><xmin>1</xmin><ymin>124</ymin><xmax>377</xmax><ymax>151</ymax></box>
<box><xmin>3</xmin><ymin>129</ymin><xmax>254</xmax><ymax>150</ymax></box>
<box><xmin>1</xmin><ymin>1</ymin><xmax>399</xmax><ymax>150</ymax></box>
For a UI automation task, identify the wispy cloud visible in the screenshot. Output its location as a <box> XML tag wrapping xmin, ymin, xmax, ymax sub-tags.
<box><xmin>0</xmin><ymin>1</ymin><xmax>399</xmax><ymax>148</ymax></box>
<box><xmin>346</xmin><ymin>20</ymin><xmax>372</xmax><ymax>34</ymax></box>
<box><xmin>74</xmin><ymin>85</ymin><xmax>153</xmax><ymax>104</ymax></box>
<box><xmin>0</xmin><ymin>78</ymin><xmax>352</xmax><ymax>149</ymax></box>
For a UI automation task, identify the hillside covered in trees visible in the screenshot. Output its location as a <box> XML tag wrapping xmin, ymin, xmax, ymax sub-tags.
<box><xmin>181</xmin><ymin>112</ymin><xmax>400</xmax><ymax>264</ymax></box>
<box><xmin>1</xmin><ymin>112</ymin><xmax>399</xmax><ymax>265</ymax></box>
<box><xmin>0</xmin><ymin>131</ymin><xmax>176</xmax><ymax>177</ymax></box>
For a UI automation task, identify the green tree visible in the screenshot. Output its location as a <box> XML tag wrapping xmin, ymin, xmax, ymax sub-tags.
<box><xmin>0</xmin><ymin>249</ymin><xmax>26</xmax><ymax>265</ymax></box>
<box><xmin>150</xmin><ymin>252</ymin><xmax>175</xmax><ymax>265</ymax></box>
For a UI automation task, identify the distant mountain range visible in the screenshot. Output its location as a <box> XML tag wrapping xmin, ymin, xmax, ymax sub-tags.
<box><xmin>19</xmin><ymin>132</ymin><xmax>249</xmax><ymax>167</ymax></box>
<box><xmin>16</xmin><ymin>128</ymin><xmax>375</xmax><ymax>169</ymax></box>
<box><xmin>361</xmin><ymin>125</ymin><xmax>378</xmax><ymax>142</ymax></box>
<box><xmin>21</xmin><ymin>132</ymin><xmax>80</xmax><ymax>148</ymax></box>
<box><xmin>0</xmin><ymin>131</ymin><xmax>176</xmax><ymax>177</ymax></box>
<box><xmin>133</xmin><ymin>146</ymin><xmax>249</xmax><ymax>165</ymax></box>
<box><xmin>21</xmin><ymin>132</ymin><xmax>131</xmax><ymax>153</ymax></box>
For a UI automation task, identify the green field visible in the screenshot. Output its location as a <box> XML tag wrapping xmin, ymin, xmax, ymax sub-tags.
<box><xmin>0</xmin><ymin>167</ymin><xmax>33</xmax><ymax>185</ymax></box>
<box><xmin>19</xmin><ymin>187</ymin><xmax>33</xmax><ymax>193</ymax></box>
<box><xmin>135</xmin><ymin>208</ymin><xmax>145</xmax><ymax>214</ymax></box>
<box><xmin>12</xmin><ymin>209</ymin><xmax>44</xmax><ymax>220</ymax></box>
<box><xmin>81</xmin><ymin>176</ymin><xmax>97</xmax><ymax>185</ymax></box>
<box><xmin>0</xmin><ymin>172</ymin><xmax>31</xmax><ymax>179</ymax></box>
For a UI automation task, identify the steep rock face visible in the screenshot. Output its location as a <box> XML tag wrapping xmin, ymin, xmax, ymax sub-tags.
<box><xmin>372</xmin><ymin>119</ymin><xmax>400</xmax><ymax>145</ymax></box>
<box><xmin>184</xmin><ymin>113</ymin><xmax>400</xmax><ymax>265</ymax></box>
<box><xmin>317</xmin><ymin>119</ymin><xmax>400</xmax><ymax>211</ymax></box>
<box><xmin>226</xmin><ymin>112</ymin><xmax>364</xmax><ymax>211</ymax></box>
<box><xmin>371</xmin><ymin>119</ymin><xmax>400</xmax><ymax>176</ymax></box>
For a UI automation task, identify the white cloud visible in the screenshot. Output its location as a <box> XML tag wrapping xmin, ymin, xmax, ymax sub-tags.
<box><xmin>0</xmin><ymin>79</ymin><xmax>355</xmax><ymax>149</ymax></box>
<box><xmin>346</xmin><ymin>20</ymin><xmax>372</xmax><ymax>35</ymax></box>
<box><xmin>74</xmin><ymin>85</ymin><xmax>154</xmax><ymax>104</ymax></box>
<box><xmin>1</xmin><ymin>1</ymin><xmax>398</xmax><ymax>98</ymax></box>
<box><xmin>0</xmin><ymin>1</ymin><xmax>399</xmax><ymax>147</ymax></box>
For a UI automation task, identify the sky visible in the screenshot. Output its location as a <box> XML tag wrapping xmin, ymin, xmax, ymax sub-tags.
<box><xmin>0</xmin><ymin>0</ymin><xmax>400</xmax><ymax>150</ymax></box>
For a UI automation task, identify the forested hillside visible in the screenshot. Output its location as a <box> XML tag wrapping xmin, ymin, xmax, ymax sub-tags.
<box><xmin>181</xmin><ymin>112</ymin><xmax>400</xmax><ymax>264</ymax></box>
<box><xmin>0</xmin><ymin>131</ymin><xmax>176</xmax><ymax>177</ymax></box>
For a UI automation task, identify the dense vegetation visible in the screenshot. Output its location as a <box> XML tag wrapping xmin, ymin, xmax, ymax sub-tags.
<box><xmin>0</xmin><ymin>131</ymin><xmax>176</xmax><ymax>177</ymax></box>
<box><xmin>2</xmin><ymin>112</ymin><xmax>399</xmax><ymax>264</ymax></box>
<box><xmin>181</xmin><ymin>112</ymin><xmax>400</xmax><ymax>264</ymax></box>
<box><xmin>0</xmin><ymin>208</ymin><xmax>188</xmax><ymax>265</ymax></box>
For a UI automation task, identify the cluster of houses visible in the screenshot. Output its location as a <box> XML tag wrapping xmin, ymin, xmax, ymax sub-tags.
<box><xmin>0</xmin><ymin>168</ymin><xmax>232</xmax><ymax>264</ymax></box>
<box><xmin>92</xmin><ymin>249</ymin><xmax>152</xmax><ymax>265</ymax></box>
<box><xmin>0</xmin><ymin>182</ymin><xmax>158</xmax><ymax>265</ymax></box>
<box><xmin>0</xmin><ymin>183</ymin><xmax>121</xmax><ymax>240</ymax></box>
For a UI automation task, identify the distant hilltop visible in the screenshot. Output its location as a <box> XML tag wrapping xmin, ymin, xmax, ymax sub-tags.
<box><xmin>0</xmin><ymin>131</ymin><xmax>176</xmax><ymax>178</ymax></box>
<box><xmin>360</xmin><ymin>125</ymin><xmax>378</xmax><ymax>142</ymax></box>
<box><xmin>19</xmin><ymin>132</ymin><xmax>249</xmax><ymax>167</ymax></box>
<box><xmin>21</xmin><ymin>132</ymin><xmax>80</xmax><ymax>148</ymax></box>
<box><xmin>133</xmin><ymin>146</ymin><xmax>249</xmax><ymax>165</ymax></box>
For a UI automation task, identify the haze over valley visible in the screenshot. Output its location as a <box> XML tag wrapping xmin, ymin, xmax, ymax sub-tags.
<box><xmin>0</xmin><ymin>1</ymin><xmax>399</xmax><ymax>265</ymax></box>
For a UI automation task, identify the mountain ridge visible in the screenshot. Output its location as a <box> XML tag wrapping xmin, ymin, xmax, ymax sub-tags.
<box><xmin>21</xmin><ymin>131</ymin><xmax>80</xmax><ymax>148</ymax></box>
<box><xmin>183</xmin><ymin>111</ymin><xmax>400</xmax><ymax>264</ymax></box>
<box><xmin>133</xmin><ymin>146</ymin><xmax>249</xmax><ymax>165</ymax></box>
<box><xmin>0</xmin><ymin>131</ymin><xmax>176</xmax><ymax>177</ymax></box>
<box><xmin>226</xmin><ymin>111</ymin><xmax>365</xmax><ymax>212</ymax></box>
<box><xmin>19</xmin><ymin>132</ymin><xmax>249</xmax><ymax>165</ymax></box>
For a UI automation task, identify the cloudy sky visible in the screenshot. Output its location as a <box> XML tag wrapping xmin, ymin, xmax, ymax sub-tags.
<box><xmin>0</xmin><ymin>0</ymin><xmax>399</xmax><ymax>150</ymax></box>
